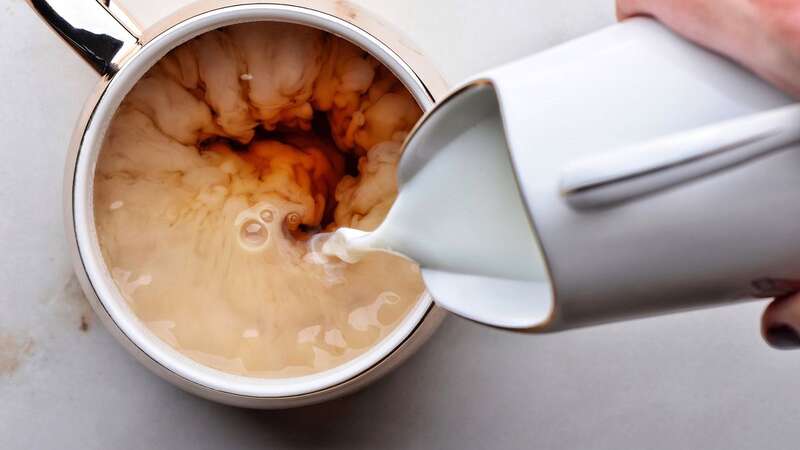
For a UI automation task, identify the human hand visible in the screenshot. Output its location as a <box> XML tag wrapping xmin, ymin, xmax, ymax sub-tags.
<box><xmin>618</xmin><ymin>0</ymin><xmax>800</xmax><ymax>348</ymax></box>
<box><xmin>617</xmin><ymin>0</ymin><xmax>800</xmax><ymax>98</ymax></box>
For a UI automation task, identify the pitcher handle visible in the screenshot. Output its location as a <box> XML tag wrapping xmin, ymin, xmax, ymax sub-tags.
<box><xmin>27</xmin><ymin>0</ymin><xmax>141</xmax><ymax>76</ymax></box>
<box><xmin>559</xmin><ymin>104</ymin><xmax>800</xmax><ymax>208</ymax></box>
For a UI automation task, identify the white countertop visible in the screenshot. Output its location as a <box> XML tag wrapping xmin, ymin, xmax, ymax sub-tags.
<box><xmin>3</xmin><ymin>1</ymin><xmax>800</xmax><ymax>449</ymax></box>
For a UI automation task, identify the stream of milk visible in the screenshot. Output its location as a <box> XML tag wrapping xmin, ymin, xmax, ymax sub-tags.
<box><xmin>311</xmin><ymin>113</ymin><xmax>549</xmax><ymax>284</ymax></box>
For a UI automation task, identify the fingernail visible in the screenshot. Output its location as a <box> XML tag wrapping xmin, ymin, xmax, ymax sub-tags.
<box><xmin>765</xmin><ymin>324</ymin><xmax>800</xmax><ymax>349</ymax></box>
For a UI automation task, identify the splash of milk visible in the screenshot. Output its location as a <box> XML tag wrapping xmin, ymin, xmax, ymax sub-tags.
<box><xmin>305</xmin><ymin>228</ymin><xmax>414</xmax><ymax>269</ymax></box>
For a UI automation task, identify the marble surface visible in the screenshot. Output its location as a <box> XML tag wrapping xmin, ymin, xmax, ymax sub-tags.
<box><xmin>3</xmin><ymin>1</ymin><xmax>800</xmax><ymax>449</ymax></box>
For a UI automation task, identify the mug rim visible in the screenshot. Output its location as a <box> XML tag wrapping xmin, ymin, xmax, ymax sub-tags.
<box><xmin>70</xmin><ymin>3</ymin><xmax>437</xmax><ymax>399</ymax></box>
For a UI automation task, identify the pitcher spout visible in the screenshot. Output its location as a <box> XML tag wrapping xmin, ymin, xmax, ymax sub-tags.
<box><xmin>318</xmin><ymin>80</ymin><xmax>556</xmax><ymax>330</ymax></box>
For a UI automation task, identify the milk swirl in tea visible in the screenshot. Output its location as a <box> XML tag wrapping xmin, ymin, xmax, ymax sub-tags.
<box><xmin>93</xmin><ymin>23</ymin><xmax>426</xmax><ymax>378</ymax></box>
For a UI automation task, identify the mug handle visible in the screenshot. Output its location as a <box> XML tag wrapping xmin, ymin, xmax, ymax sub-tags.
<box><xmin>559</xmin><ymin>104</ymin><xmax>800</xmax><ymax>208</ymax></box>
<box><xmin>27</xmin><ymin>0</ymin><xmax>141</xmax><ymax>76</ymax></box>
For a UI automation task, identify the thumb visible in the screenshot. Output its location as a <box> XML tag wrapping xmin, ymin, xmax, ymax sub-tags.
<box><xmin>616</xmin><ymin>0</ymin><xmax>649</xmax><ymax>21</ymax></box>
<box><xmin>762</xmin><ymin>293</ymin><xmax>800</xmax><ymax>349</ymax></box>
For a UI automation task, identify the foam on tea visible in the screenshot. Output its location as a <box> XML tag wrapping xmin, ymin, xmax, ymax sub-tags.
<box><xmin>93</xmin><ymin>23</ymin><xmax>426</xmax><ymax>378</ymax></box>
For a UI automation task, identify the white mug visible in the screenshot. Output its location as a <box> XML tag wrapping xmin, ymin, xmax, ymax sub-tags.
<box><xmin>28</xmin><ymin>0</ymin><xmax>448</xmax><ymax>408</ymax></box>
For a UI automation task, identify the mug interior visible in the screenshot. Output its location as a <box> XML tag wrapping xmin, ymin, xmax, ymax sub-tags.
<box><xmin>71</xmin><ymin>4</ymin><xmax>435</xmax><ymax>398</ymax></box>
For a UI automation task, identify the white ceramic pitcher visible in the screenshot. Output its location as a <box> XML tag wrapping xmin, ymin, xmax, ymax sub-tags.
<box><xmin>340</xmin><ymin>17</ymin><xmax>800</xmax><ymax>331</ymax></box>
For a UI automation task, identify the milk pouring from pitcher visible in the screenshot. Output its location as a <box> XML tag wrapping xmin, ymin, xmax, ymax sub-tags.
<box><xmin>324</xmin><ymin>17</ymin><xmax>800</xmax><ymax>331</ymax></box>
